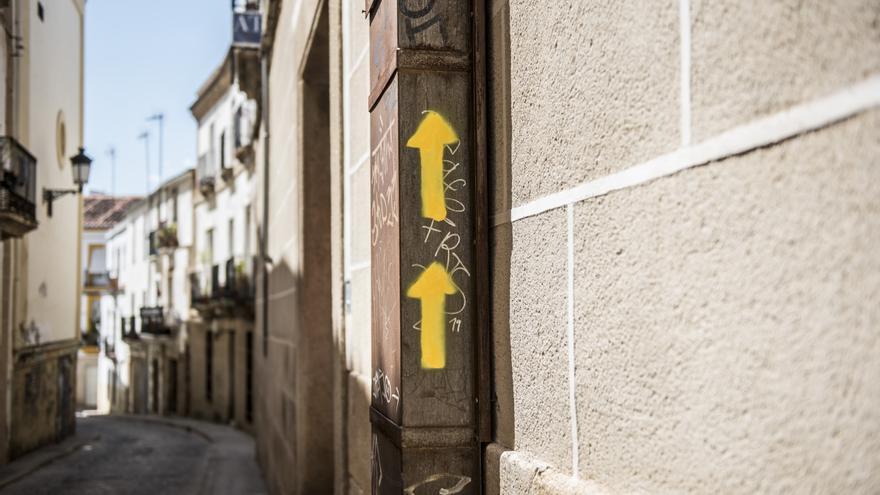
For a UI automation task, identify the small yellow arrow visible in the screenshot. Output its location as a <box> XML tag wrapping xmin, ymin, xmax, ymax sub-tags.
<box><xmin>406</xmin><ymin>111</ymin><xmax>459</xmax><ymax>222</ymax></box>
<box><xmin>406</xmin><ymin>262</ymin><xmax>457</xmax><ymax>369</ymax></box>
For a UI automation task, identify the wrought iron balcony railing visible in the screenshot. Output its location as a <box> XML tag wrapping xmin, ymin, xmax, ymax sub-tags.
<box><xmin>190</xmin><ymin>271</ymin><xmax>208</xmax><ymax>305</ymax></box>
<box><xmin>139</xmin><ymin>306</ymin><xmax>171</xmax><ymax>336</ymax></box>
<box><xmin>151</xmin><ymin>222</ymin><xmax>179</xmax><ymax>252</ymax></box>
<box><xmin>197</xmin><ymin>152</ymin><xmax>216</xmax><ymax>195</ymax></box>
<box><xmin>121</xmin><ymin>316</ymin><xmax>139</xmax><ymax>341</ymax></box>
<box><xmin>190</xmin><ymin>257</ymin><xmax>256</xmax><ymax>318</ymax></box>
<box><xmin>211</xmin><ymin>263</ymin><xmax>221</xmax><ymax>296</ymax></box>
<box><xmin>81</xmin><ymin>326</ymin><xmax>100</xmax><ymax>347</ymax></box>
<box><xmin>224</xmin><ymin>255</ymin><xmax>256</xmax><ymax>301</ymax></box>
<box><xmin>84</xmin><ymin>270</ymin><xmax>118</xmax><ymax>291</ymax></box>
<box><xmin>0</xmin><ymin>136</ymin><xmax>38</xmax><ymax>239</ymax></box>
<box><xmin>102</xmin><ymin>337</ymin><xmax>116</xmax><ymax>360</ymax></box>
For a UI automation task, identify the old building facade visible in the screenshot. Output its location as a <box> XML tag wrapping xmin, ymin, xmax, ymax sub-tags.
<box><xmin>189</xmin><ymin>43</ymin><xmax>259</xmax><ymax>429</ymax></box>
<box><xmin>41</xmin><ymin>0</ymin><xmax>877</xmax><ymax>493</ymax></box>
<box><xmin>77</xmin><ymin>195</ymin><xmax>139</xmax><ymax>411</ymax></box>
<box><xmin>247</xmin><ymin>0</ymin><xmax>880</xmax><ymax>494</ymax></box>
<box><xmin>100</xmin><ymin>170</ymin><xmax>195</xmax><ymax>417</ymax></box>
<box><xmin>0</xmin><ymin>0</ymin><xmax>85</xmax><ymax>461</ymax></box>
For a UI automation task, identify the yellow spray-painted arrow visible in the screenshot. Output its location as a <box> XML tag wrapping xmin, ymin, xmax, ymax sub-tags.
<box><xmin>406</xmin><ymin>111</ymin><xmax>459</xmax><ymax>222</ymax></box>
<box><xmin>406</xmin><ymin>262</ymin><xmax>457</xmax><ymax>369</ymax></box>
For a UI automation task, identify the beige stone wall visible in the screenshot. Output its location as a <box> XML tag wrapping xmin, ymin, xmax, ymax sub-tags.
<box><xmin>488</xmin><ymin>0</ymin><xmax>880</xmax><ymax>493</ymax></box>
<box><xmin>187</xmin><ymin>323</ymin><xmax>211</xmax><ymax>420</ymax></box>
<box><xmin>9</xmin><ymin>342</ymin><xmax>77</xmax><ymax>459</ymax></box>
<box><xmin>341</xmin><ymin>0</ymin><xmax>371</xmax><ymax>493</ymax></box>
<box><xmin>254</xmin><ymin>1</ymin><xmax>337</xmax><ymax>493</ymax></box>
<box><xmin>186</xmin><ymin>319</ymin><xmax>254</xmax><ymax>429</ymax></box>
<box><xmin>19</xmin><ymin>0</ymin><xmax>84</xmax><ymax>346</ymax></box>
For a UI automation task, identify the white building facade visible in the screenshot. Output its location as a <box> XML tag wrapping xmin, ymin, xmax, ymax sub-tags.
<box><xmin>77</xmin><ymin>196</ymin><xmax>139</xmax><ymax>412</ymax></box>
<box><xmin>188</xmin><ymin>46</ymin><xmax>258</xmax><ymax>428</ymax></box>
<box><xmin>0</xmin><ymin>0</ymin><xmax>85</xmax><ymax>461</ymax></box>
<box><xmin>100</xmin><ymin>170</ymin><xmax>195</xmax><ymax>416</ymax></box>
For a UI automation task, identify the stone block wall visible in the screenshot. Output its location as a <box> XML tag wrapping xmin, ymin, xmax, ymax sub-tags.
<box><xmin>487</xmin><ymin>0</ymin><xmax>880</xmax><ymax>492</ymax></box>
<box><xmin>9</xmin><ymin>342</ymin><xmax>77</xmax><ymax>459</ymax></box>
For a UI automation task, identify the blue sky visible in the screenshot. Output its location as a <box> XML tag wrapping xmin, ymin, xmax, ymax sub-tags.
<box><xmin>84</xmin><ymin>0</ymin><xmax>232</xmax><ymax>196</ymax></box>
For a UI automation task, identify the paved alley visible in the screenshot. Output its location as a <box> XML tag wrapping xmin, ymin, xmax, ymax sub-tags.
<box><xmin>0</xmin><ymin>415</ymin><xmax>266</xmax><ymax>495</ymax></box>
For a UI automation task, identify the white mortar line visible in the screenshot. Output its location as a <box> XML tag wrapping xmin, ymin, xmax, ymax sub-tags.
<box><xmin>679</xmin><ymin>0</ymin><xmax>692</xmax><ymax>146</ymax></box>
<box><xmin>493</xmin><ymin>74</ymin><xmax>880</xmax><ymax>226</ymax></box>
<box><xmin>342</xmin><ymin>0</ymin><xmax>355</xmax><ymax>370</ymax></box>
<box><xmin>269</xmin><ymin>285</ymin><xmax>297</xmax><ymax>301</ymax></box>
<box><xmin>566</xmin><ymin>204</ymin><xmax>580</xmax><ymax>477</ymax></box>
<box><xmin>271</xmin><ymin>182</ymin><xmax>297</xmax><ymax>226</ymax></box>
<box><xmin>342</xmin><ymin>0</ymin><xmax>352</xmax><ymax>279</ymax></box>
<box><xmin>282</xmin><ymin>235</ymin><xmax>297</xmax><ymax>254</ymax></box>
<box><xmin>347</xmin><ymin>46</ymin><xmax>370</xmax><ymax>81</ymax></box>
<box><xmin>348</xmin><ymin>151</ymin><xmax>371</xmax><ymax>176</ymax></box>
<box><xmin>350</xmin><ymin>260</ymin><xmax>371</xmax><ymax>272</ymax></box>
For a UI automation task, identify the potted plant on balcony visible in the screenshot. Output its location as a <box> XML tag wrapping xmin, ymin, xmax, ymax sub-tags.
<box><xmin>234</xmin><ymin>260</ymin><xmax>248</xmax><ymax>297</ymax></box>
<box><xmin>81</xmin><ymin>319</ymin><xmax>100</xmax><ymax>347</ymax></box>
<box><xmin>157</xmin><ymin>222</ymin><xmax>178</xmax><ymax>251</ymax></box>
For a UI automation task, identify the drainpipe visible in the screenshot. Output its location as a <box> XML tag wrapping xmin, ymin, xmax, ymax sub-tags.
<box><xmin>260</xmin><ymin>53</ymin><xmax>269</xmax><ymax>357</ymax></box>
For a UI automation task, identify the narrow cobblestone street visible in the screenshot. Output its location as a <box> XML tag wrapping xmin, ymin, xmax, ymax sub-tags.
<box><xmin>0</xmin><ymin>416</ymin><xmax>266</xmax><ymax>495</ymax></box>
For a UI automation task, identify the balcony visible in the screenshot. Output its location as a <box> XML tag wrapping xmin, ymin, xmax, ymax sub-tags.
<box><xmin>190</xmin><ymin>270</ymin><xmax>207</xmax><ymax>304</ymax></box>
<box><xmin>0</xmin><ymin>136</ymin><xmax>38</xmax><ymax>239</ymax></box>
<box><xmin>83</xmin><ymin>270</ymin><xmax>118</xmax><ymax>292</ymax></box>
<box><xmin>153</xmin><ymin>222</ymin><xmax>179</xmax><ymax>253</ymax></box>
<box><xmin>139</xmin><ymin>306</ymin><xmax>171</xmax><ymax>336</ymax></box>
<box><xmin>233</xmin><ymin>103</ymin><xmax>256</xmax><ymax>169</ymax></box>
<box><xmin>224</xmin><ymin>256</ymin><xmax>256</xmax><ymax>302</ymax></box>
<box><xmin>197</xmin><ymin>152</ymin><xmax>216</xmax><ymax>196</ymax></box>
<box><xmin>190</xmin><ymin>257</ymin><xmax>256</xmax><ymax>319</ymax></box>
<box><xmin>81</xmin><ymin>322</ymin><xmax>100</xmax><ymax>348</ymax></box>
<box><xmin>121</xmin><ymin>316</ymin><xmax>139</xmax><ymax>342</ymax></box>
<box><xmin>102</xmin><ymin>337</ymin><xmax>116</xmax><ymax>361</ymax></box>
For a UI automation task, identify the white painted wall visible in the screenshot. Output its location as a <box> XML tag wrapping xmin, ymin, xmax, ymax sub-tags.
<box><xmin>193</xmin><ymin>83</ymin><xmax>257</xmax><ymax>290</ymax></box>
<box><xmin>98</xmin><ymin>172</ymin><xmax>195</xmax><ymax>411</ymax></box>
<box><xmin>18</xmin><ymin>0</ymin><xmax>84</xmax><ymax>345</ymax></box>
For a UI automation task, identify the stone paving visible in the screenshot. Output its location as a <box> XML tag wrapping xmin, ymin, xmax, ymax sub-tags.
<box><xmin>0</xmin><ymin>414</ymin><xmax>267</xmax><ymax>495</ymax></box>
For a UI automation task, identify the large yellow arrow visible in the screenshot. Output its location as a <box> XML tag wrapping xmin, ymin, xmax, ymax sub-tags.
<box><xmin>406</xmin><ymin>111</ymin><xmax>459</xmax><ymax>222</ymax></box>
<box><xmin>406</xmin><ymin>262</ymin><xmax>457</xmax><ymax>369</ymax></box>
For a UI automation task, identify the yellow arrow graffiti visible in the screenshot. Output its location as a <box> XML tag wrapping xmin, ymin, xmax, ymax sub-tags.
<box><xmin>406</xmin><ymin>111</ymin><xmax>459</xmax><ymax>222</ymax></box>
<box><xmin>406</xmin><ymin>262</ymin><xmax>457</xmax><ymax>369</ymax></box>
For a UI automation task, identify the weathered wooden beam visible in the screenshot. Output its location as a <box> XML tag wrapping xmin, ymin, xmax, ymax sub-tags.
<box><xmin>369</xmin><ymin>0</ymin><xmax>485</xmax><ymax>493</ymax></box>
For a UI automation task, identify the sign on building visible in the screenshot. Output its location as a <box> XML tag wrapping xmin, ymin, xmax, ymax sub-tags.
<box><xmin>233</xmin><ymin>12</ymin><xmax>261</xmax><ymax>46</ymax></box>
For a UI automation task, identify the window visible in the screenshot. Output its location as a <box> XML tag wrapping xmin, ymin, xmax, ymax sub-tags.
<box><xmin>168</xmin><ymin>268</ymin><xmax>174</xmax><ymax>309</ymax></box>
<box><xmin>172</xmin><ymin>189</ymin><xmax>179</xmax><ymax>223</ymax></box>
<box><xmin>228</xmin><ymin>331</ymin><xmax>235</xmax><ymax>419</ymax></box>
<box><xmin>168</xmin><ymin>359</ymin><xmax>178</xmax><ymax>414</ymax></box>
<box><xmin>209</xmin><ymin>123</ymin><xmax>216</xmax><ymax>169</ymax></box>
<box><xmin>228</xmin><ymin>218</ymin><xmax>235</xmax><ymax>258</ymax></box>
<box><xmin>244</xmin><ymin>206</ymin><xmax>251</xmax><ymax>260</ymax></box>
<box><xmin>205</xmin><ymin>229</ymin><xmax>214</xmax><ymax>265</ymax></box>
<box><xmin>151</xmin><ymin>359</ymin><xmax>159</xmax><ymax>414</ymax></box>
<box><xmin>205</xmin><ymin>333</ymin><xmax>213</xmax><ymax>402</ymax></box>
<box><xmin>88</xmin><ymin>245</ymin><xmax>106</xmax><ymax>274</ymax></box>
<box><xmin>246</xmin><ymin>332</ymin><xmax>253</xmax><ymax>422</ymax></box>
<box><xmin>220</xmin><ymin>131</ymin><xmax>227</xmax><ymax>170</ymax></box>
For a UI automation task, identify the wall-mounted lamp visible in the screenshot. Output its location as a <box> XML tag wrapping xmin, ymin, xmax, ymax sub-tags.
<box><xmin>43</xmin><ymin>147</ymin><xmax>92</xmax><ymax>217</ymax></box>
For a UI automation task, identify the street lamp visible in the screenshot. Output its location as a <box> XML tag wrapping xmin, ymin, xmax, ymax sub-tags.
<box><xmin>43</xmin><ymin>146</ymin><xmax>92</xmax><ymax>217</ymax></box>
